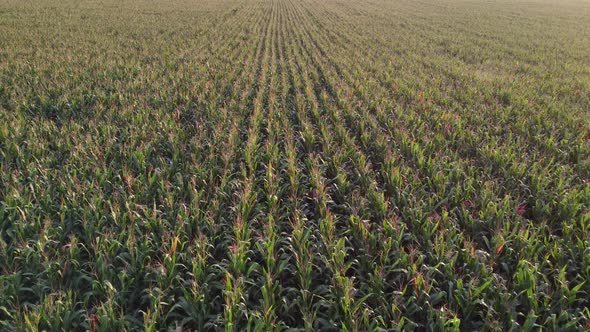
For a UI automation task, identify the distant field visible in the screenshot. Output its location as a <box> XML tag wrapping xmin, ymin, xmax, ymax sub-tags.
<box><xmin>0</xmin><ymin>0</ymin><xmax>589</xmax><ymax>330</ymax></box>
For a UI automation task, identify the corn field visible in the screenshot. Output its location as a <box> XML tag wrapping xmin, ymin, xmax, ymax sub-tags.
<box><xmin>0</xmin><ymin>0</ymin><xmax>589</xmax><ymax>330</ymax></box>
